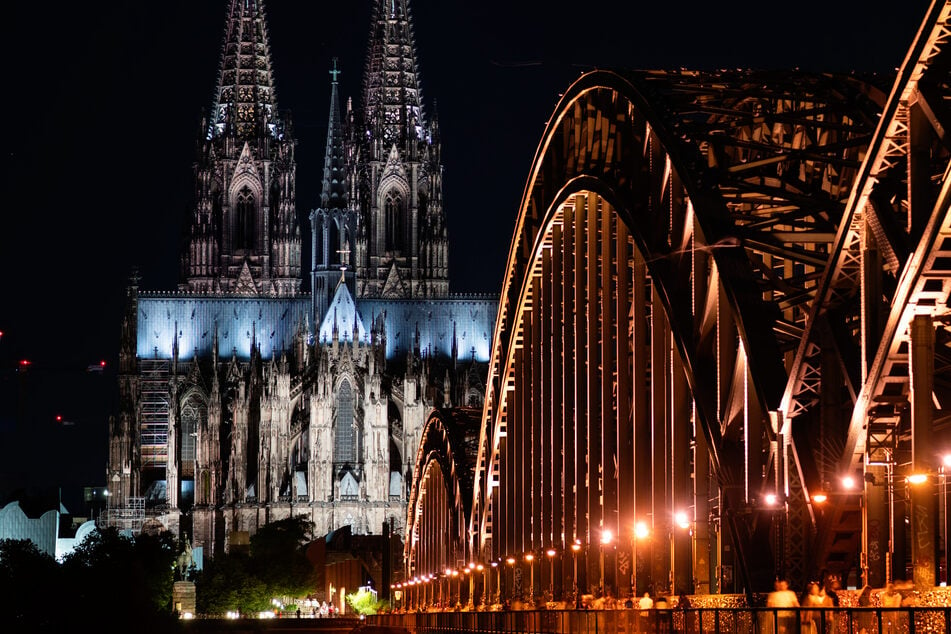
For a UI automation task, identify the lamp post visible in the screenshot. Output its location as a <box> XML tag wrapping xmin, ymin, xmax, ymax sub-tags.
<box><xmin>506</xmin><ymin>557</ymin><xmax>516</xmax><ymax>602</ymax></box>
<box><xmin>465</xmin><ymin>565</ymin><xmax>474</xmax><ymax>608</ymax></box>
<box><xmin>443</xmin><ymin>568</ymin><xmax>452</xmax><ymax>607</ymax></box>
<box><xmin>546</xmin><ymin>548</ymin><xmax>557</xmax><ymax>601</ymax></box>
<box><xmin>491</xmin><ymin>561</ymin><xmax>499</xmax><ymax>605</ymax></box>
<box><xmin>451</xmin><ymin>569</ymin><xmax>460</xmax><ymax>607</ymax></box>
<box><xmin>672</xmin><ymin>510</ymin><xmax>691</xmax><ymax>593</ymax></box>
<box><xmin>632</xmin><ymin>521</ymin><xmax>649</xmax><ymax>597</ymax></box>
<box><xmin>815</xmin><ymin>474</ymin><xmax>877</xmax><ymax>584</ymax></box>
<box><xmin>477</xmin><ymin>564</ymin><xmax>485</xmax><ymax>608</ymax></box>
<box><xmin>525</xmin><ymin>553</ymin><xmax>535</xmax><ymax>604</ymax></box>
<box><xmin>906</xmin><ymin>471</ymin><xmax>937</xmax><ymax>588</ymax></box>
<box><xmin>571</xmin><ymin>540</ymin><xmax>582</xmax><ymax>608</ymax></box>
<box><xmin>600</xmin><ymin>529</ymin><xmax>613</xmax><ymax>596</ymax></box>
<box><xmin>469</xmin><ymin>562</ymin><xmax>478</xmax><ymax>608</ymax></box>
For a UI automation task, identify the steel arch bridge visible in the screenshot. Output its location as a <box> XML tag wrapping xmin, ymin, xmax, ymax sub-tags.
<box><xmin>406</xmin><ymin>0</ymin><xmax>951</xmax><ymax>602</ymax></box>
<box><xmin>404</xmin><ymin>407</ymin><xmax>481</xmax><ymax>604</ymax></box>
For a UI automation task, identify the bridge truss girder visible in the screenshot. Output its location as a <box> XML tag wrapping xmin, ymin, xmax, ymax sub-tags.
<box><xmin>404</xmin><ymin>408</ymin><xmax>480</xmax><ymax>605</ymax></box>
<box><xmin>470</xmin><ymin>66</ymin><xmax>888</xmax><ymax>599</ymax></box>
<box><xmin>405</xmin><ymin>1</ymin><xmax>951</xmax><ymax>600</ymax></box>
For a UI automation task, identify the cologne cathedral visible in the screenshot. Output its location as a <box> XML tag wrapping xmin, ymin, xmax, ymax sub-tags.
<box><xmin>105</xmin><ymin>0</ymin><xmax>496</xmax><ymax>557</ymax></box>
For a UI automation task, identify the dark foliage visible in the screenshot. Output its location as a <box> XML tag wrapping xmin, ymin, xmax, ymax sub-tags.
<box><xmin>196</xmin><ymin>516</ymin><xmax>319</xmax><ymax>616</ymax></box>
<box><xmin>0</xmin><ymin>538</ymin><xmax>63</xmax><ymax>632</ymax></box>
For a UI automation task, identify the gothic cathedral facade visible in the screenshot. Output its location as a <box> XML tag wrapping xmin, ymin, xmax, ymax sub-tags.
<box><xmin>106</xmin><ymin>0</ymin><xmax>496</xmax><ymax>557</ymax></box>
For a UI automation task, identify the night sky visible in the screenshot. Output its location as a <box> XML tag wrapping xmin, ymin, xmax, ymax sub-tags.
<box><xmin>1</xmin><ymin>0</ymin><xmax>932</xmax><ymax>514</ymax></box>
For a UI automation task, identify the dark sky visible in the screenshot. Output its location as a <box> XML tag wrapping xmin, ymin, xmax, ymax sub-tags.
<box><xmin>1</xmin><ymin>0</ymin><xmax>932</xmax><ymax>513</ymax></box>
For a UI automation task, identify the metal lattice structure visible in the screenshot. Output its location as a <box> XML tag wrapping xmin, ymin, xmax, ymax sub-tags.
<box><xmin>402</xmin><ymin>0</ymin><xmax>951</xmax><ymax>601</ymax></box>
<box><xmin>404</xmin><ymin>408</ymin><xmax>480</xmax><ymax>605</ymax></box>
<box><xmin>466</xmin><ymin>66</ymin><xmax>887</xmax><ymax>599</ymax></box>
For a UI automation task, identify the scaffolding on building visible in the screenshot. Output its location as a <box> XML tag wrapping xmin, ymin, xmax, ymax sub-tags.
<box><xmin>140</xmin><ymin>358</ymin><xmax>170</xmax><ymax>468</ymax></box>
<box><xmin>97</xmin><ymin>496</ymin><xmax>146</xmax><ymax>533</ymax></box>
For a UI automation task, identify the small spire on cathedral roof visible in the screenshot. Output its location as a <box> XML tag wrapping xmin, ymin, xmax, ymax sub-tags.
<box><xmin>319</xmin><ymin>58</ymin><xmax>348</xmax><ymax>209</ymax></box>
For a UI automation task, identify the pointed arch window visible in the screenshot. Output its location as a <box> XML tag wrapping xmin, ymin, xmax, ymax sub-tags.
<box><xmin>180</xmin><ymin>394</ymin><xmax>205</xmax><ymax>463</ymax></box>
<box><xmin>236</xmin><ymin>186</ymin><xmax>255</xmax><ymax>250</ymax></box>
<box><xmin>334</xmin><ymin>380</ymin><xmax>357</xmax><ymax>464</ymax></box>
<box><xmin>384</xmin><ymin>190</ymin><xmax>404</xmax><ymax>253</ymax></box>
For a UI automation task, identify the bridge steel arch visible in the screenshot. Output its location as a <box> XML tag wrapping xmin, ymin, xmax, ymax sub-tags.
<box><xmin>466</xmin><ymin>65</ymin><xmax>887</xmax><ymax>600</ymax></box>
<box><xmin>783</xmin><ymin>0</ymin><xmax>951</xmax><ymax>591</ymax></box>
<box><xmin>404</xmin><ymin>407</ymin><xmax>480</xmax><ymax>606</ymax></box>
<box><xmin>402</xmin><ymin>0</ymin><xmax>951</xmax><ymax>603</ymax></box>
<box><xmin>465</xmin><ymin>61</ymin><xmax>899</xmax><ymax>598</ymax></box>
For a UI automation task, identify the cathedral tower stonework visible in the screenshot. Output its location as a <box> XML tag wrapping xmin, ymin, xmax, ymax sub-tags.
<box><xmin>106</xmin><ymin>0</ymin><xmax>496</xmax><ymax>562</ymax></box>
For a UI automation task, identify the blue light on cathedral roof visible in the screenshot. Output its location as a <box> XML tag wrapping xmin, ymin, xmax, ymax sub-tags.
<box><xmin>136</xmin><ymin>296</ymin><xmax>311</xmax><ymax>361</ymax></box>
<box><xmin>318</xmin><ymin>280</ymin><xmax>367</xmax><ymax>344</ymax></box>
<box><xmin>359</xmin><ymin>298</ymin><xmax>496</xmax><ymax>363</ymax></box>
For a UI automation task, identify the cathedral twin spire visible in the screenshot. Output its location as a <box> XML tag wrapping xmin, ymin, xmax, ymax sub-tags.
<box><xmin>208</xmin><ymin>0</ymin><xmax>282</xmax><ymax>141</ymax></box>
<box><xmin>183</xmin><ymin>0</ymin><xmax>446</xmax><ymax>304</ymax></box>
<box><xmin>182</xmin><ymin>0</ymin><xmax>300</xmax><ymax>297</ymax></box>
<box><xmin>363</xmin><ymin>0</ymin><xmax>428</xmax><ymax>146</ymax></box>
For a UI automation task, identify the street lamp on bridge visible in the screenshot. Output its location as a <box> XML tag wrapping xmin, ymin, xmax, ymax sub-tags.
<box><xmin>546</xmin><ymin>548</ymin><xmax>557</xmax><ymax>600</ymax></box>
<box><xmin>491</xmin><ymin>561</ymin><xmax>500</xmax><ymax>605</ymax></box>
<box><xmin>525</xmin><ymin>552</ymin><xmax>535</xmax><ymax>604</ymax></box>
<box><xmin>600</xmin><ymin>529</ymin><xmax>613</xmax><ymax>596</ymax></box>
<box><xmin>632</xmin><ymin>521</ymin><xmax>650</xmax><ymax>597</ymax></box>
<box><xmin>571</xmin><ymin>540</ymin><xmax>582</xmax><ymax>608</ymax></box>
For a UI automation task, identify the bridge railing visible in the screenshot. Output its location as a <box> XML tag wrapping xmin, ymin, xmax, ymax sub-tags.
<box><xmin>366</xmin><ymin>606</ymin><xmax>951</xmax><ymax>634</ymax></box>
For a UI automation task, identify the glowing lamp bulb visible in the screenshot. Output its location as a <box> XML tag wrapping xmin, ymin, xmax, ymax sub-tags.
<box><xmin>765</xmin><ymin>493</ymin><xmax>778</xmax><ymax>506</ymax></box>
<box><xmin>812</xmin><ymin>493</ymin><xmax>828</xmax><ymax>503</ymax></box>
<box><xmin>634</xmin><ymin>521</ymin><xmax>649</xmax><ymax>539</ymax></box>
<box><xmin>675</xmin><ymin>511</ymin><xmax>690</xmax><ymax>529</ymax></box>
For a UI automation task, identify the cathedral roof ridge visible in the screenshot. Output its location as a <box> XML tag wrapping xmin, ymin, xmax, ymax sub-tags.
<box><xmin>138</xmin><ymin>289</ymin><xmax>311</xmax><ymax>299</ymax></box>
<box><xmin>446</xmin><ymin>292</ymin><xmax>501</xmax><ymax>300</ymax></box>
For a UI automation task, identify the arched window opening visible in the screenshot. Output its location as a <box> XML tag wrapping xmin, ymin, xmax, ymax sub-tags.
<box><xmin>235</xmin><ymin>186</ymin><xmax>255</xmax><ymax>250</ymax></box>
<box><xmin>180</xmin><ymin>394</ymin><xmax>204</xmax><ymax>463</ymax></box>
<box><xmin>329</xmin><ymin>217</ymin><xmax>342</xmax><ymax>268</ymax></box>
<box><xmin>384</xmin><ymin>190</ymin><xmax>404</xmax><ymax>253</ymax></box>
<box><xmin>334</xmin><ymin>380</ymin><xmax>356</xmax><ymax>464</ymax></box>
